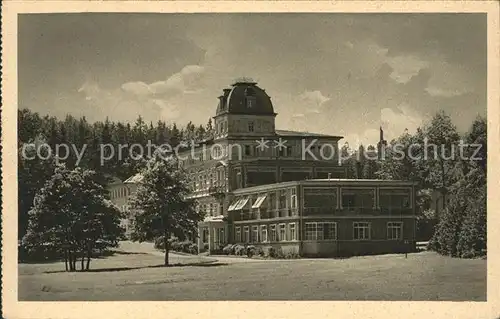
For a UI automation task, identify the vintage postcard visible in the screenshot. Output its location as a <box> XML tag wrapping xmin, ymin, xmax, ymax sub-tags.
<box><xmin>2</xmin><ymin>1</ymin><xmax>499</xmax><ymax>318</ymax></box>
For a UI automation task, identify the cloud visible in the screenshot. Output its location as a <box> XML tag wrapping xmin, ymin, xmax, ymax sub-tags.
<box><xmin>299</xmin><ymin>90</ymin><xmax>330</xmax><ymax>107</ymax></box>
<box><xmin>77</xmin><ymin>80</ymin><xmax>101</xmax><ymax>101</ymax></box>
<box><xmin>425</xmin><ymin>87</ymin><xmax>468</xmax><ymax>97</ymax></box>
<box><xmin>381</xmin><ymin>104</ymin><xmax>424</xmax><ymax>139</ymax></box>
<box><xmin>121</xmin><ymin>65</ymin><xmax>206</xmax><ymax>97</ymax></box>
<box><xmin>121</xmin><ymin>81</ymin><xmax>153</xmax><ymax>95</ymax></box>
<box><xmin>386</xmin><ymin>55</ymin><xmax>430</xmax><ymax>84</ymax></box>
<box><xmin>150</xmin><ymin>64</ymin><xmax>205</xmax><ymax>95</ymax></box>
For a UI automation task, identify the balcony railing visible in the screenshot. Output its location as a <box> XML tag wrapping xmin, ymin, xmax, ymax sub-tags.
<box><xmin>208</xmin><ymin>186</ymin><xmax>226</xmax><ymax>196</ymax></box>
<box><xmin>231</xmin><ymin>208</ymin><xmax>299</xmax><ymax>221</ymax></box>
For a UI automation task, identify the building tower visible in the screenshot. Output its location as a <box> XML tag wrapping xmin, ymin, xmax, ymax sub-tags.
<box><xmin>213</xmin><ymin>78</ymin><xmax>277</xmax><ymax>140</ymax></box>
<box><xmin>377</xmin><ymin>126</ymin><xmax>388</xmax><ymax>160</ymax></box>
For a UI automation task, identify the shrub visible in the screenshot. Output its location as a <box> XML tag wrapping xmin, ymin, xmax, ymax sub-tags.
<box><xmin>246</xmin><ymin>245</ymin><xmax>256</xmax><ymax>258</ymax></box>
<box><xmin>170</xmin><ymin>240</ymin><xmax>182</xmax><ymax>252</ymax></box>
<box><xmin>153</xmin><ymin>236</ymin><xmax>166</xmax><ymax>250</ymax></box>
<box><xmin>222</xmin><ymin>244</ymin><xmax>234</xmax><ymax>255</ymax></box>
<box><xmin>283</xmin><ymin>251</ymin><xmax>300</xmax><ymax>259</ymax></box>
<box><xmin>180</xmin><ymin>240</ymin><xmax>192</xmax><ymax>253</ymax></box>
<box><xmin>188</xmin><ymin>243</ymin><xmax>198</xmax><ymax>255</ymax></box>
<box><xmin>256</xmin><ymin>246</ymin><xmax>264</xmax><ymax>257</ymax></box>
<box><xmin>266</xmin><ymin>246</ymin><xmax>281</xmax><ymax>258</ymax></box>
<box><xmin>234</xmin><ymin>244</ymin><xmax>246</xmax><ymax>256</ymax></box>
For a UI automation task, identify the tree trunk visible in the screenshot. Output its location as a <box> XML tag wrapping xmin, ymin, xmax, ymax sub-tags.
<box><xmin>164</xmin><ymin>229</ymin><xmax>170</xmax><ymax>266</ymax></box>
<box><xmin>86</xmin><ymin>246</ymin><xmax>91</xmax><ymax>270</ymax></box>
<box><xmin>64</xmin><ymin>249</ymin><xmax>69</xmax><ymax>272</ymax></box>
<box><xmin>81</xmin><ymin>251</ymin><xmax>85</xmax><ymax>271</ymax></box>
<box><xmin>72</xmin><ymin>253</ymin><xmax>77</xmax><ymax>271</ymax></box>
<box><xmin>68</xmin><ymin>251</ymin><xmax>74</xmax><ymax>271</ymax></box>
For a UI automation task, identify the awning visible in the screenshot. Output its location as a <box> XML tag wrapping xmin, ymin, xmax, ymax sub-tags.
<box><xmin>203</xmin><ymin>215</ymin><xmax>225</xmax><ymax>223</ymax></box>
<box><xmin>227</xmin><ymin>199</ymin><xmax>241</xmax><ymax>211</ymax></box>
<box><xmin>251</xmin><ymin>195</ymin><xmax>267</xmax><ymax>209</ymax></box>
<box><xmin>233</xmin><ymin>197</ymin><xmax>250</xmax><ymax>210</ymax></box>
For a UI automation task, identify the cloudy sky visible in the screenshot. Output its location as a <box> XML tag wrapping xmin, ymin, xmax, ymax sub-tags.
<box><xmin>19</xmin><ymin>13</ymin><xmax>486</xmax><ymax>146</ymax></box>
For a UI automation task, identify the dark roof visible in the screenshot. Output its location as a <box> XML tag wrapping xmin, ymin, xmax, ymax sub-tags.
<box><xmin>216</xmin><ymin>81</ymin><xmax>275</xmax><ymax>116</ymax></box>
<box><xmin>276</xmin><ymin>129</ymin><xmax>343</xmax><ymax>139</ymax></box>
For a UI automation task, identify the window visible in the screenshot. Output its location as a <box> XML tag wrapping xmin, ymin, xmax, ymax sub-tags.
<box><xmin>243</xmin><ymin>226</ymin><xmax>250</xmax><ymax>243</ymax></box>
<box><xmin>289</xmin><ymin>223</ymin><xmax>297</xmax><ymax>241</ymax></box>
<box><xmin>246</xmin><ymin>97</ymin><xmax>256</xmax><ymax>108</ymax></box>
<box><xmin>288</xmin><ymin>188</ymin><xmax>298</xmax><ymax>214</ymax></box>
<box><xmin>268</xmin><ymin>192</ymin><xmax>277</xmax><ymax>211</ymax></box>
<box><xmin>304</xmin><ymin>188</ymin><xmax>337</xmax><ymax>210</ymax></box>
<box><xmin>251</xmin><ymin>226</ymin><xmax>259</xmax><ymax>243</ymax></box>
<box><xmin>379</xmin><ymin>189</ymin><xmax>411</xmax><ymax>209</ymax></box>
<box><xmin>286</xmin><ymin>146</ymin><xmax>293</xmax><ymax>157</ymax></box>
<box><xmin>304</xmin><ymin>222</ymin><xmax>337</xmax><ymax>240</ymax></box>
<box><xmin>279</xmin><ymin>224</ymin><xmax>286</xmax><ymax>241</ymax></box>
<box><xmin>387</xmin><ymin>222</ymin><xmax>403</xmax><ymax>240</ymax></box>
<box><xmin>270</xmin><ymin>224</ymin><xmax>277</xmax><ymax>242</ymax></box>
<box><xmin>290</xmin><ymin>194</ymin><xmax>297</xmax><ymax>209</ymax></box>
<box><xmin>248</xmin><ymin>121</ymin><xmax>254</xmax><ymax>132</ymax></box>
<box><xmin>279</xmin><ymin>147</ymin><xmax>285</xmax><ymax>157</ymax></box>
<box><xmin>279</xmin><ymin>190</ymin><xmax>287</xmax><ymax>210</ymax></box>
<box><xmin>236</xmin><ymin>171</ymin><xmax>242</xmax><ymax>189</ymax></box>
<box><xmin>342</xmin><ymin>189</ymin><xmax>375</xmax><ymax>209</ymax></box>
<box><xmin>305</xmin><ymin>223</ymin><xmax>317</xmax><ymax>240</ymax></box>
<box><xmin>217</xmin><ymin>228</ymin><xmax>225</xmax><ymax>245</ymax></box>
<box><xmin>353</xmin><ymin>222</ymin><xmax>371</xmax><ymax>240</ymax></box>
<box><xmin>261</xmin><ymin>225</ymin><xmax>268</xmax><ymax>242</ymax></box>
<box><xmin>244</xmin><ymin>145</ymin><xmax>253</xmax><ymax>157</ymax></box>
<box><xmin>235</xmin><ymin>227</ymin><xmax>241</xmax><ymax>242</ymax></box>
<box><xmin>321</xmin><ymin>223</ymin><xmax>337</xmax><ymax>240</ymax></box>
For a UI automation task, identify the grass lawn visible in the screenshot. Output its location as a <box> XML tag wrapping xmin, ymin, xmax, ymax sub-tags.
<box><xmin>18</xmin><ymin>243</ymin><xmax>486</xmax><ymax>301</ymax></box>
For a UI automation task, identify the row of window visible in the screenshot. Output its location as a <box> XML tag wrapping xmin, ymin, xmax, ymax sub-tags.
<box><xmin>230</xmin><ymin>188</ymin><xmax>411</xmax><ymax>215</ymax></box>
<box><xmin>304</xmin><ymin>188</ymin><xmax>411</xmax><ymax>210</ymax></box>
<box><xmin>234</xmin><ymin>222</ymin><xmax>404</xmax><ymax>243</ymax></box>
<box><xmin>189</xmin><ymin>169</ymin><xmax>226</xmax><ymax>192</ymax></box>
<box><xmin>235</xmin><ymin>223</ymin><xmax>297</xmax><ymax>243</ymax></box>
<box><xmin>216</xmin><ymin>119</ymin><xmax>274</xmax><ymax>135</ymax></box>
<box><xmin>110</xmin><ymin>187</ymin><xmax>131</xmax><ymax>199</ymax></box>
<box><xmin>196</xmin><ymin>202</ymin><xmax>221</xmax><ymax>216</ymax></box>
<box><xmin>304</xmin><ymin>221</ymin><xmax>403</xmax><ymax>241</ymax></box>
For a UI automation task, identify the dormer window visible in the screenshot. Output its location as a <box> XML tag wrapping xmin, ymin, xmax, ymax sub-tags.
<box><xmin>244</xmin><ymin>87</ymin><xmax>255</xmax><ymax>96</ymax></box>
<box><xmin>246</xmin><ymin>97</ymin><xmax>256</xmax><ymax>108</ymax></box>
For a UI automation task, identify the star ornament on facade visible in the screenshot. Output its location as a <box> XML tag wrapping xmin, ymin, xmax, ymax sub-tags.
<box><xmin>255</xmin><ymin>138</ymin><xmax>270</xmax><ymax>151</ymax></box>
<box><xmin>273</xmin><ymin>137</ymin><xmax>287</xmax><ymax>150</ymax></box>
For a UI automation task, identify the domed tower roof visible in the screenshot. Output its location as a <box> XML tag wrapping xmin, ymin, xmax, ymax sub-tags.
<box><xmin>216</xmin><ymin>79</ymin><xmax>276</xmax><ymax>116</ymax></box>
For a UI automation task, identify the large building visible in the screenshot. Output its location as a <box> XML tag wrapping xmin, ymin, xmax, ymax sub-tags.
<box><xmin>178</xmin><ymin>80</ymin><xmax>417</xmax><ymax>256</ymax></box>
<box><xmin>115</xmin><ymin>80</ymin><xmax>417</xmax><ymax>257</ymax></box>
<box><xmin>107</xmin><ymin>175</ymin><xmax>141</xmax><ymax>238</ymax></box>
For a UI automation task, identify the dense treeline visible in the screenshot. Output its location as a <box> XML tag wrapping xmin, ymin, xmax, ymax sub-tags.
<box><xmin>340</xmin><ymin>111</ymin><xmax>487</xmax><ymax>257</ymax></box>
<box><xmin>18</xmin><ymin>108</ymin><xmax>214</xmax><ymax>240</ymax></box>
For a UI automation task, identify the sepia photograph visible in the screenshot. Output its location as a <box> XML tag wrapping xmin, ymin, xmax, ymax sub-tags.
<box><xmin>2</xmin><ymin>1</ymin><xmax>499</xmax><ymax>318</ymax></box>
